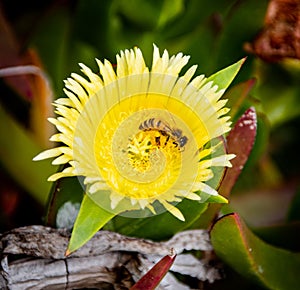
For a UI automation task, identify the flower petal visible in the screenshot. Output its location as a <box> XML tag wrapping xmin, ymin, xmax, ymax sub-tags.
<box><xmin>161</xmin><ymin>201</ymin><xmax>185</xmax><ymax>221</ymax></box>
<box><xmin>33</xmin><ymin>147</ymin><xmax>64</xmax><ymax>161</ymax></box>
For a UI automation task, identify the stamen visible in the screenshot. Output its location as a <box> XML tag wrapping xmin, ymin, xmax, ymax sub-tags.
<box><xmin>127</xmin><ymin>129</ymin><xmax>181</xmax><ymax>173</ymax></box>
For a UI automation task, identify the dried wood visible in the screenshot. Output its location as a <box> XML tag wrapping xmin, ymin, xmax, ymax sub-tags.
<box><xmin>0</xmin><ymin>226</ymin><xmax>220</xmax><ymax>289</ymax></box>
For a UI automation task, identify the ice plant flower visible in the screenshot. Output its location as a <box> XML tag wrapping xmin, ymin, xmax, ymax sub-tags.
<box><xmin>34</xmin><ymin>45</ymin><xmax>238</xmax><ymax>225</ymax></box>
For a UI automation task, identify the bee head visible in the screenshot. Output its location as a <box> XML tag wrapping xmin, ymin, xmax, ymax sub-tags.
<box><xmin>179</xmin><ymin>136</ymin><xmax>188</xmax><ymax>147</ymax></box>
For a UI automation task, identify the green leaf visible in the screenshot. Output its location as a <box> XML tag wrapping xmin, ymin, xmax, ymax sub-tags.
<box><xmin>45</xmin><ymin>176</ymin><xmax>84</xmax><ymax>227</ymax></box>
<box><xmin>0</xmin><ymin>104</ymin><xmax>56</xmax><ymax>204</ymax></box>
<box><xmin>253</xmin><ymin>222</ymin><xmax>300</xmax><ymax>252</ymax></box>
<box><xmin>214</xmin><ymin>0</ymin><xmax>268</xmax><ymax>69</ymax></box>
<box><xmin>157</xmin><ymin>0</ymin><xmax>184</xmax><ymax>28</ymax></box>
<box><xmin>206</xmin><ymin>58</ymin><xmax>246</xmax><ymax>92</ymax></box>
<box><xmin>252</xmin><ymin>61</ymin><xmax>300</xmax><ymax>127</ymax></box>
<box><xmin>205</xmin><ymin>194</ymin><xmax>228</xmax><ymax>203</ymax></box>
<box><xmin>116</xmin><ymin>0</ymin><xmax>166</xmax><ymax>30</ymax></box>
<box><xmin>111</xmin><ymin>200</ymin><xmax>209</xmax><ymax>241</ymax></box>
<box><xmin>117</xmin><ymin>0</ymin><xmax>184</xmax><ymax>30</ymax></box>
<box><xmin>67</xmin><ymin>194</ymin><xmax>116</xmax><ymax>254</ymax></box>
<box><xmin>210</xmin><ymin>213</ymin><xmax>300</xmax><ymax>290</ymax></box>
<box><xmin>224</xmin><ymin>78</ymin><xmax>257</xmax><ymax>121</ymax></box>
<box><xmin>31</xmin><ymin>6</ymin><xmax>72</xmax><ymax>95</ymax></box>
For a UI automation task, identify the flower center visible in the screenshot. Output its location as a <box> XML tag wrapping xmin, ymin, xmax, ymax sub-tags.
<box><xmin>111</xmin><ymin>111</ymin><xmax>184</xmax><ymax>187</ymax></box>
<box><xmin>91</xmin><ymin>94</ymin><xmax>204</xmax><ymax>201</ymax></box>
<box><xmin>127</xmin><ymin>129</ymin><xmax>182</xmax><ymax>173</ymax></box>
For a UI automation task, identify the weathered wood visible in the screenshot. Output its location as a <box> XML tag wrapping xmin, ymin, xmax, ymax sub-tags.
<box><xmin>0</xmin><ymin>226</ymin><xmax>220</xmax><ymax>289</ymax></box>
<box><xmin>2</xmin><ymin>253</ymin><xmax>136</xmax><ymax>289</ymax></box>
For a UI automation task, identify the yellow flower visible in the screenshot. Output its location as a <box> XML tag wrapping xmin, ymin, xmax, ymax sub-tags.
<box><xmin>34</xmin><ymin>45</ymin><xmax>235</xmax><ymax>221</ymax></box>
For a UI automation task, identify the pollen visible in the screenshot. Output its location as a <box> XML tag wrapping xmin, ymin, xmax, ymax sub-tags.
<box><xmin>127</xmin><ymin>131</ymin><xmax>153</xmax><ymax>172</ymax></box>
<box><xmin>127</xmin><ymin>129</ymin><xmax>181</xmax><ymax>173</ymax></box>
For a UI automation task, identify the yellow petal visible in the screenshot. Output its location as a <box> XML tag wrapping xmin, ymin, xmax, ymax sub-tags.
<box><xmin>161</xmin><ymin>201</ymin><xmax>185</xmax><ymax>221</ymax></box>
<box><xmin>33</xmin><ymin>147</ymin><xmax>64</xmax><ymax>161</ymax></box>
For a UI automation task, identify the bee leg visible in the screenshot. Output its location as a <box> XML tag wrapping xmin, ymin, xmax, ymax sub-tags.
<box><xmin>155</xmin><ymin>136</ymin><xmax>161</xmax><ymax>146</ymax></box>
<box><xmin>164</xmin><ymin>135</ymin><xmax>170</xmax><ymax>146</ymax></box>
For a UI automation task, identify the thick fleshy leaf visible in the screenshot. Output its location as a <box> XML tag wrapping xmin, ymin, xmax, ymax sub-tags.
<box><xmin>0</xmin><ymin>104</ymin><xmax>55</xmax><ymax>204</ymax></box>
<box><xmin>253</xmin><ymin>61</ymin><xmax>300</xmax><ymax>127</ymax></box>
<box><xmin>31</xmin><ymin>5</ymin><xmax>73</xmax><ymax>95</ymax></box>
<box><xmin>210</xmin><ymin>213</ymin><xmax>300</xmax><ymax>290</ymax></box>
<box><xmin>206</xmin><ymin>58</ymin><xmax>246</xmax><ymax>91</ymax></box>
<box><xmin>66</xmin><ymin>194</ymin><xmax>117</xmax><ymax>255</ymax></box>
<box><xmin>229</xmin><ymin>184</ymin><xmax>295</xmax><ymax>229</ymax></box>
<box><xmin>224</xmin><ymin>78</ymin><xmax>257</xmax><ymax>121</ymax></box>
<box><xmin>117</xmin><ymin>0</ymin><xmax>184</xmax><ymax>30</ymax></box>
<box><xmin>130</xmin><ymin>253</ymin><xmax>176</xmax><ymax>290</ymax></box>
<box><xmin>205</xmin><ymin>194</ymin><xmax>228</xmax><ymax>203</ymax></box>
<box><xmin>214</xmin><ymin>0</ymin><xmax>267</xmax><ymax>70</ymax></box>
<box><xmin>219</xmin><ymin>107</ymin><xmax>257</xmax><ymax>198</ymax></box>
<box><xmin>157</xmin><ymin>0</ymin><xmax>184</xmax><ymax>28</ymax></box>
<box><xmin>230</xmin><ymin>112</ymin><xmax>273</xmax><ymax>194</ymax></box>
<box><xmin>253</xmin><ymin>221</ymin><xmax>300</xmax><ymax>252</ymax></box>
<box><xmin>27</xmin><ymin>51</ymin><xmax>55</xmax><ymax>148</ymax></box>
<box><xmin>110</xmin><ymin>200</ymin><xmax>209</xmax><ymax>241</ymax></box>
<box><xmin>195</xmin><ymin>107</ymin><xmax>257</xmax><ymax>229</ymax></box>
<box><xmin>45</xmin><ymin>176</ymin><xmax>83</xmax><ymax>227</ymax></box>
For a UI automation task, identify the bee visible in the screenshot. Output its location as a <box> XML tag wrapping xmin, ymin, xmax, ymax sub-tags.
<box><xmin>139</xmin><ymin>118</ymin><xmax>188</xmax><ymax>148</ymax></box>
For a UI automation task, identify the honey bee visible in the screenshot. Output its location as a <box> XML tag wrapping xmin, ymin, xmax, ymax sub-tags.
<box><xmin>139</xmin><ymin>118</ymin><xmax>188</xmax><ymax>148</ymax></box>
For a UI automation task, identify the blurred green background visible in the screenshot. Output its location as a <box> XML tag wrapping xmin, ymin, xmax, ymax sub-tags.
<box><xmin>0</xmin><ymin>0</ymin><xmax>300</xmax><ymax>289</ymax></box>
